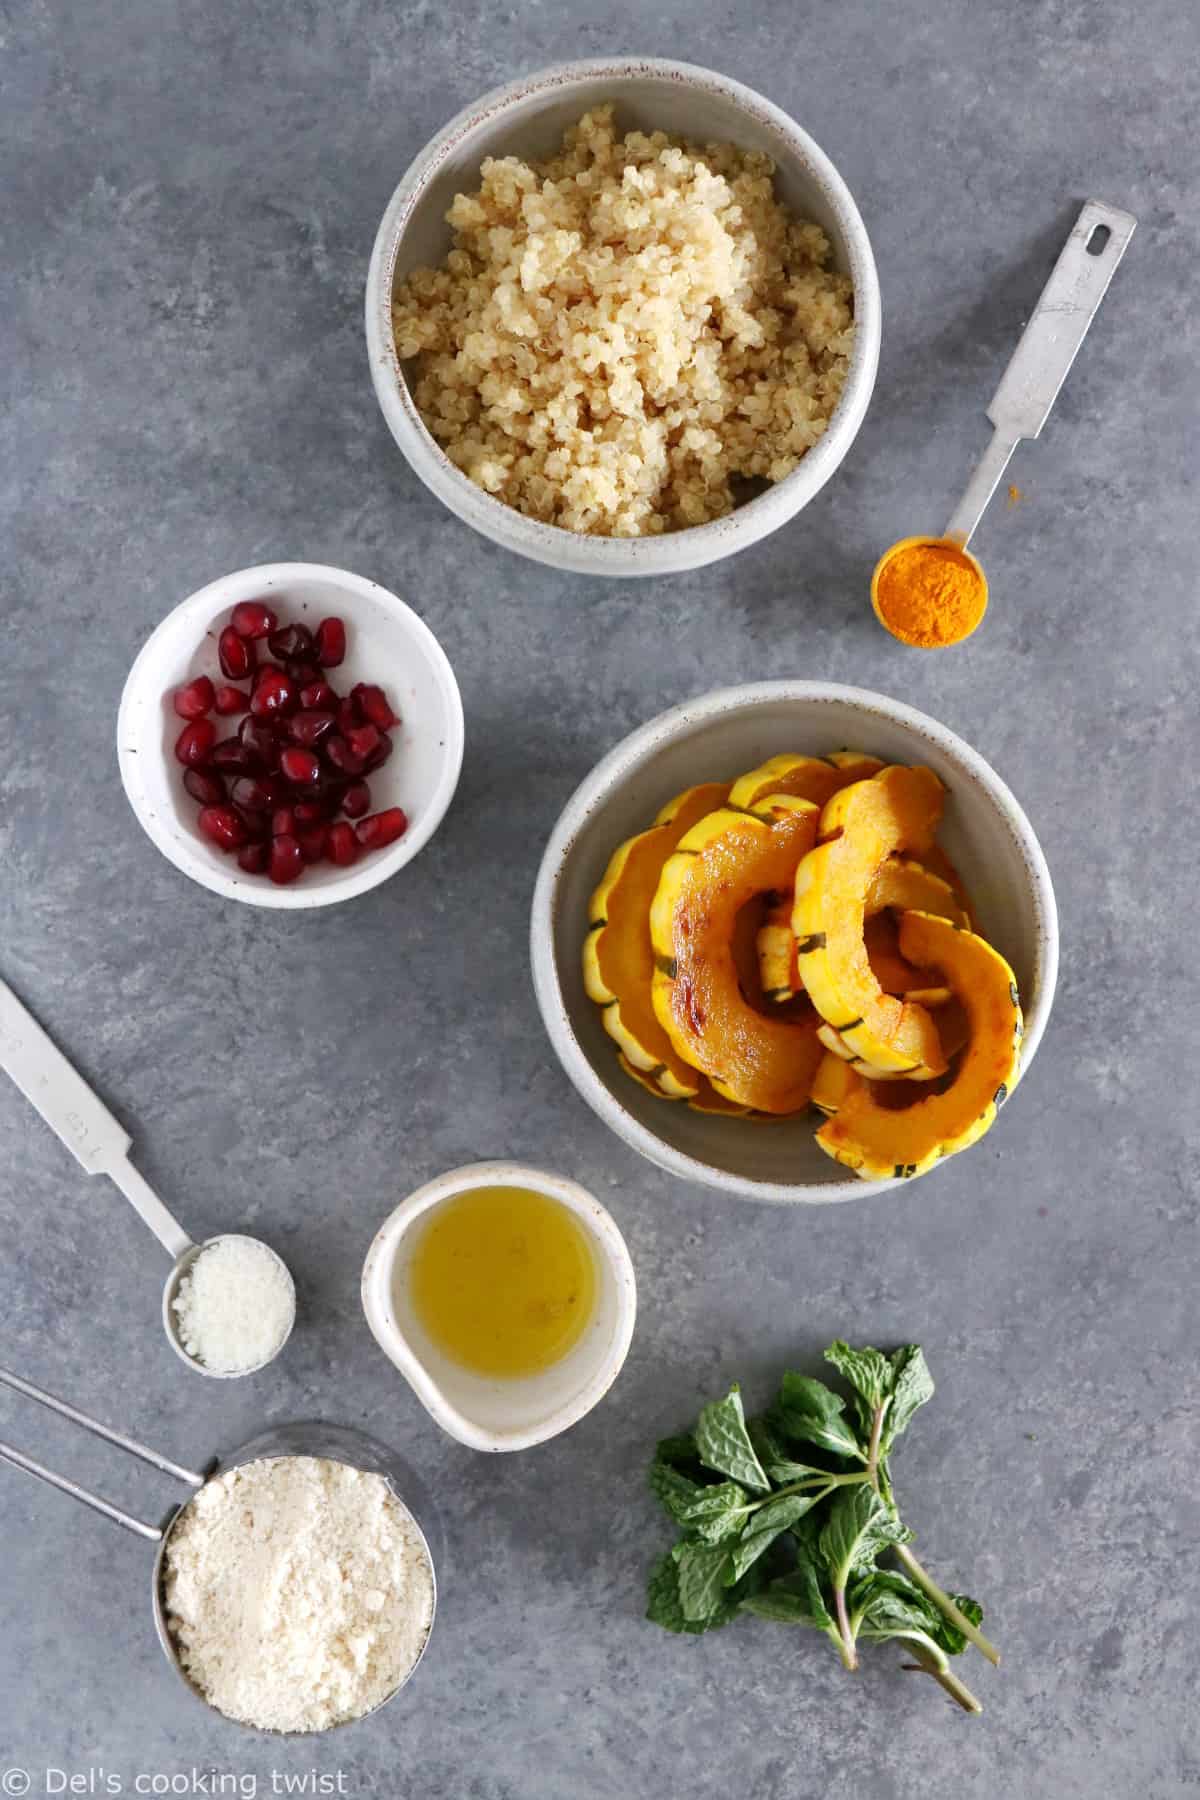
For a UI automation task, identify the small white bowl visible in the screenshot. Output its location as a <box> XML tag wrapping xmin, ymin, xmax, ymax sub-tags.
<box><xmin>366</xmin><ymin>58</ymin><xmax>881</xmax><ymax>577</ymax></box>
<box><xmin>531</xmin><ymin>682</ymin><xmax>1059</xmax><ymax>1204</ymax></box>
<box><xmin>361</xmin><ymin>1161</ymin><xmax>637</xmax><ymax>1452</ymax></box>
<box><xmin>118</xmin><ymin>563</ymin><xmax>464</xmax><ymax>909</ymax></box>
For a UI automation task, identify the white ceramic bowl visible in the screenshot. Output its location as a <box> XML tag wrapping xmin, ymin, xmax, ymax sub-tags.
<box><xmin>118</xmin><ymin>563</ymin><xmax>464</xmax><ymax>909</ymax></box>
<box><xmin>531</xmin><ymin>683</ymin><xmax>1059</xmax><ymax>1204</ymax></box>
<box><xmin>362</xmin><ymin>1161</ymin><xmax>637</xmax><ymax>1452</ymax></box>
<box><xmin>366</xmin><ymin>58</ymin><xmax>881</xmax><ymax>577</ymax></box>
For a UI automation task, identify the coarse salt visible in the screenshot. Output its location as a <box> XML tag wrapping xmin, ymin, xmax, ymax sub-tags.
<box><xmin>171</xmin><ymin>1235</ymin><xmax>294</xmax><ymax>1373</ymax></box>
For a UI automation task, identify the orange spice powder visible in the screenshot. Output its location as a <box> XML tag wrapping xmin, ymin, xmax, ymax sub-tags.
<box><xmin>874</xmin><ymin>539</ymin><xmax>987</xmax><ymax>649</ymax></box>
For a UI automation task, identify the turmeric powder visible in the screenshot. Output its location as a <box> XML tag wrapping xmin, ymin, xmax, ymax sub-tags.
<box><xmin>872</xmin><ymin>538</ymin><xmax>988</xmax><ymax>649</ymax></box>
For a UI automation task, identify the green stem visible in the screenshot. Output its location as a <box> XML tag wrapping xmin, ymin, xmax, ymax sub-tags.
<box><xmin>900</xmin><ymin>1647</ymin><xmax>983</xmax><ymax>1715</ymax></box>
<box><xmin>865</xmin><ymin>1398</ymin><xmax>890</xmax><ymax>1482</ymax></box>
<box><xmin>833</xmin><ymin>1584</ymin><xmax>858</xmax><ymax>1670</ymax></box>
<box><xmin>744</xmin><ymin>1470</ymin><xmax>869</xmax><ymax>1516</ymax></box>
<box><xmin>895</xmin><ymin>1543</ymin><xmax>1001</xmax><ymax>1667</ymax></box>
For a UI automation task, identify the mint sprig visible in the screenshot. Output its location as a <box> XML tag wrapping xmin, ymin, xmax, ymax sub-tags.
<box><xmin>645</xmin><ymin>1341</ymin><xmax>996</xmax><ymax>1714</ymax></box>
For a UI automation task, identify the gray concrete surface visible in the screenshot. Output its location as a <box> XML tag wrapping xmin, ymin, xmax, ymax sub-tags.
<box><xmin>2</xmin><ymin>2</ymin><xmax>1196</xmax><ymax>1795</ymax></box>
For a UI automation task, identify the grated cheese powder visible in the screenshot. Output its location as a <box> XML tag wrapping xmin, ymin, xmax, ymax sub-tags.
<box><xmin>171</xmin><ymin>1236</ymin><xmax>293</xmax><ymax>1373</ymax></box>
<box><xmin>163</xmin><ymin>1455</ymin><xmax>435</xmax><ymax>1732</ymax></box>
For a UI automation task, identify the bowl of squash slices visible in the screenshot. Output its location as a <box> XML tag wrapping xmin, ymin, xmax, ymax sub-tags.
<box><xmin>531</xmin><ymin>682</ymin><xmax>1058</xmax><ymax>1202</ymax></box>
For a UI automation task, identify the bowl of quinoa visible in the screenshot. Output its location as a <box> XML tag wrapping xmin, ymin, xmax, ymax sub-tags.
<box><xmin>366</xmin><ymin>59</ymin><xmax>880</xmax><ymax>577</ymax></box>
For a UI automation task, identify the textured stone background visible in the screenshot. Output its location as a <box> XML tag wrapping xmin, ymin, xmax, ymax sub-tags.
<box><xmin>1</xmin><ymin>1</ymin><xmax>1196</xmax><ymax>1795</ymax></box>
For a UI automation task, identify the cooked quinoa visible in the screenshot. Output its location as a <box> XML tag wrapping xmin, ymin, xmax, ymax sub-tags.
<box><xmin>391</xmin><ymin>107</ymin><xmax>855</xmax><ymax>538</ymax></box>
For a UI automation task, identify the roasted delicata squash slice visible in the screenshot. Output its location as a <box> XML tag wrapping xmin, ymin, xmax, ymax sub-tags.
<box><xmin>757</xmin><ymin>890</ymin><xmax>802</xmax><ymax>1001</ymax></box>
<box><xmin>792</xmin><ymin>766</ymin><xmax>948</xmax><ymax>1076</ymax></box>
<box><xmin>870</xmin><ymin>857</ymin><xmax>970</xmax><ymax>927</ymax></box>
<box><xmin>817</xmin><ymin>910</ymin><xmax>1024</xmax><ymax>1180</ymax></box>
<box><xmin>811</xmin><ymin>1049</ymin><xmax>861</xmax><ymax>1116</ymax></box>
<box><xmin>728</xmin><ymin>750</ymin><xmax>883</xmax><ymax>812</ymax></box>
<box><xmin>918</xmin><ymin>844</ymin><xmax>976</xmax><ymax>927</ymax></box>
<box><xmin>616</xmin><ymin>1053</ymin><xmax>750</xmax><ymax>1117</ymax></box>
<box><xmin>650</xmin><ymin>795</ymin><xmax>823</xmax><ymax>1113</ymax></box>
<box><xmin>758</xmin><ymin>854</ymin><xmax>970</xmax><ymax>1006</ymax></box>
<box><xmin>584</xmin><ymin>781</ymin><xmax>730</xmax><ymax>1098</ymax></box>
<box><xmin>810</xmin><ymin>1050</ymin><xmax>930</xmax><ymax>1116</ymax></box>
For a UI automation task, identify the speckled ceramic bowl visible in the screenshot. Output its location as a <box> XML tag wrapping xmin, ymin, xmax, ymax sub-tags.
<box><xmin>531</xmin><ymin>682</ymin><xmax>1059</xmax><ymax>1203</ymax></box>
<box><xmin>366</xmin><ymin>58</ymin><xmax>881</xmax><ymax>576</ymax></box>
<box><xmin>118</xmin><ymin>563</ymin><xmax>464</xmax><ymax>910</ymax></box>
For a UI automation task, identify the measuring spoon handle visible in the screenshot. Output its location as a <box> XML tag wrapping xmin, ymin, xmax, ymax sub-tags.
<box><xmin>946</xmin><ymin>199</ymin><xmax>1136</xmax><ymax>546</ymax></box>
<box><xmin>0</xmin><ymin>1365</ymin><xmax>208</xmax><ymax>1541</ymax></box>
<box><xmin>0</xmin><ymin>978</ymin><xmax>192</xmax><ymax>1259</ymax></box>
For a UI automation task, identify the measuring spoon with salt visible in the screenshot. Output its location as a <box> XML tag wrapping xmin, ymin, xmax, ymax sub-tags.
<box><xmin>0</xmin><ymin>978</ymin><xmax>295</xmax><ymax>1378</ymax></box>
<box><xmin>872</xmin><ymin>198</ymin><xmax>1137</xmax><ymax>646</ymax></box>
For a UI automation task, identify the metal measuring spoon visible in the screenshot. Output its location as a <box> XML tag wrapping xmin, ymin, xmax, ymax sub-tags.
<box><xmin>872</xmin><ymin>199</ymin><xmax>1138</xmax><ymax>644</ymax></box>
<box><xmin>0</xmin><ymin>979</ymin><xmax>295</xmax><ymax>1377</ymax></box>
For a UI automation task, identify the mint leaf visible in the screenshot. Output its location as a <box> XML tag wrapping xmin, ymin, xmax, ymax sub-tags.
<box><xmin>851</xmin><ymin>1569</ymin><xmax>939</xmax><ymax>1638</ymax></box>
<box><xmin>726</xmin><ymin>1490</ymin><xmax>823</xmax><ymax>1583</ymax></box>
<box><xmin>927</xmin><ymin>1592</ymin><xmax>983</xmax><ymax>1658</ymax></box>
<box><xmin>742</xmin><ymin>1585</ymin><xmax>829</xmax><ymax>1629</ymax></box>
<box><xmin>882</xmin><ymin>1346</ymin><xmax>934</xmax><ymax>1450</ymax></box>
<box><xmin>674</xmin><ymin>1539</ymin><xmax>736</xmax><ymax>1622</ymax></box>
<box><xmin>646</xmin><ymin>1552</ymin><xmax>734</xmax><ymax>1635</ymax></box>
<box><xmin>818</xmin><ymin>1485</ymin><xmax>909</xmax><ymax>1588</ymax></box>
<box><xmin>775</xmin><ymin>1372</ymin><xmax>864</xmax><ymax>1461</ymax></box>
<box><xmin>655</xmin><ymin>1432</ymin><xmax>703</xmax><ymax>1472</ymax></box>
<box><xmin>695</xmin><ymin>1386</ymin><xmax>770</xmax><ymax>1492</ymax></box>
<box><xmin>747</xmin><ymin>1417</ymin><xmax>833</xmax><ymax>1485</ymax></box>
<box><xmin>648</xmin><ymin>1460</ymin><xmax>705</xmax><ymax>1524</ymax></box>
<box><xmin>824</xmin><ymin>1341</ymin><xmax>894</xmax><ymax>1409</ymax></box>
<box><xmin>679</xmin><ymin>1481</ymin><xmax>751</xmax><ymax>1545</ymax></box>
<box><xmin>741</xmin><ymin>1543</ymin><xmax>836</xmax><ymax>1633</ymax></box>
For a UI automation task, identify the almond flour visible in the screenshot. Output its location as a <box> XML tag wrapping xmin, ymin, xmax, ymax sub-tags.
<box><xmin>163</xmin><ymin>1455</ymin><xmax>434</xmax><ymax>1732</ymax></box>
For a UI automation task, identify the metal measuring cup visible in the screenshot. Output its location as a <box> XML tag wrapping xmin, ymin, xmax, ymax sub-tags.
<box><xmin>0</xmin><ymin>978</ymin><xmax>295</xmax><ymax>1375</ymax></box>
<box><xmin>0</xmin><ymin>1365</ymin><xmax>438</xmax><ymax>1731</ymax></box>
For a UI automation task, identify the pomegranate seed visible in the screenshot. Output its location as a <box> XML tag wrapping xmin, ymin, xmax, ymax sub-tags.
<box><xmin>250</xmin><ymin>668</ymin><xmax>296</xmax><ymax>718</ymax></box>
<box><xmin>197</xmin><ymin>805</ymin><xmax>247</xmax><ymax>852</ymax></box>
<box><xmin>230</xmin><ymin>599</ymin><xmax>277</xmax><ymax>640</ymax></box>
<box><xmin>297</xmin><ymin>823</ymin><xmax>329</xmax><ymax>863</ymax></box>
<box><xmin>230</xmin><ymin>774</ymin><xmax>278</xmax><ymax>813</ymax></box>
<box><xmin>214</xmin><ymin>684</ymin><xmax>250</xmax><ymax>716</ymax></box>
<box><xmin>299</xmin><ymin>680</ymin><xmax>337</xmax><ymax>711</ymax></box>
<box><xmin>268</xmin><ymin>622</ymin><xmax>314</xmax><ymax>662</ymax></box>
<box><xmin>236</xmin><ymin>840</ymin><xmax>269</xmax><ymax>874</ymax></box>
<box><xmin>336</xmin><ymin>695</ymin><xmax>362</xmax><ymax>733</ymax></box>
<box><xmin>210</xmin><ymin>736</ymin><xmax>253</xmax><ymax>773</ymax></box>
<box><xmin>355</xmin><ymin>807</ymin><xmax>408</xmax><ymax>850</ymax></box>
<box><xmin>234</xmin><ymin>805</ymin><xmax>269</xmax><ymax>841</ymax></box>
<box><xmin>327</xmin><ymin>822</ymin><xmax>359</xmax><ymax>866</ymax></box>
<box><xmin>269</xmin><ymin>834</ymin><xmax>304</xmax><ymax>885</ymax></box>
<box><xmin>271</xmin><ymin>807</ymin><xmax>296</xmax><ymax>837</ymax></box>
<box><xmin>293</xmin><ymin>799</ymin><xmax>328</xmax><ymax>825</ymax></box>
<box><xmin>173</xmin><ymin>676</ymin><xmax>215</xmax><ymax>720</ymax></box>
<box><xmin>339</xmin><ymin>781</ymin><xmax>371</xmax><ymax>819</ymax></box>
<box><xmin>324</xmin><ymin>734</ymin><xmax>366</xmax><ymax>776</ymax></box>
<box><xmin>174</xmin><ymin>719</ymin><xmax>216</xmax><ymax>767</ymax></box>
<box><xmin>287</xmin><ymin>658</ymin><xmax>321</xmax><ymax>690</ymax></box>
<box><xmin>183</xmin><ymin>769</ymin><xmax>227</xmax><ymax>806</ymax></box>
<box><xmin>345</xmin><ymin>723</ymin><xmax>381</xmax><ymax>761</ymax></box>
<box><xmin>315</xmin><ymin>617</ymin><xmax>347</xmax><ymax>668</ymax></box>
<box><xmin>280</xmin><ymin>746</ymin><xmax>321</xmax><ymax>785</ymax></box>
<box><xmin>354</xmin><ymin>684</ymin><xmax>397</xmax><ymax>730</ymax></box>
<box><xmin>288</xmin><ymin>709</ymin><xmax>336</xmax><ymax>748</ymax></box>
<box><xmin>238</xmin><ymin>715</ymin><xmax>280</xmax><ymax>770</ymax></box>
<box><xmin>218</xmin><ymin>625</ymin><xmax>256</xmax><ymax>682</ymax></box>
<box><xmin>363</xmin><ymin>730</ymin><xmax>393</xmax><ymax>773</ymax></box>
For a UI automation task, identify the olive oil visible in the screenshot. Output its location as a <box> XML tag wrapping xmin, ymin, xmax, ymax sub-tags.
<box><xmin>408</xmin><ymin>1185</ymin><xmax>597</xmax><ymax>1378</ymax></box>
